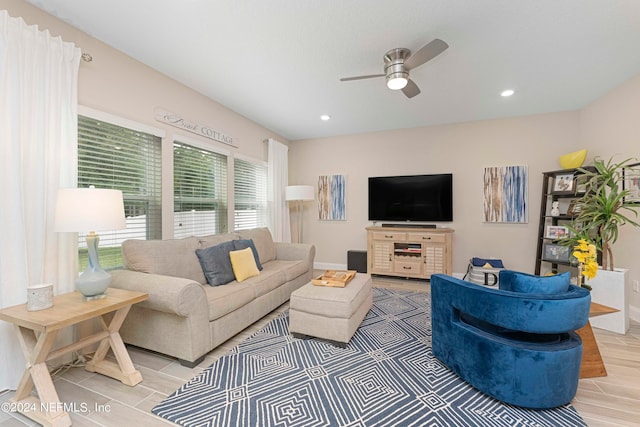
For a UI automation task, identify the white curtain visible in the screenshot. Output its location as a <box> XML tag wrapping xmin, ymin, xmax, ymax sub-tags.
<box><xmin>267</xmin><ymin>138</ymin><xmax>291</xmax><ymax>242</ymax></box>
<box><xmin>0</xmin><ymin>11</ymin><xmax>81</xmax><ymax>390</ymax></box>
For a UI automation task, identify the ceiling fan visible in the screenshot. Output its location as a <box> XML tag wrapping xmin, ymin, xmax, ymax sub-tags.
<box><xmin>340</xmin><ymin>38</ymin><xmax>449</xmax><ymax>98</ymax></box>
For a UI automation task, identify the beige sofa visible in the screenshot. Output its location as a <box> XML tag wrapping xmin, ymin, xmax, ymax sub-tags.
<box><xmin>110</xmin><ymin>228</ymin><xmax>315</xmax><ymax>367</ymax></box>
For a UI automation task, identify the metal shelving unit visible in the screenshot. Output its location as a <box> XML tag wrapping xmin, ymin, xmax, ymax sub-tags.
<box><xmin>534</xmin><ymin>167</ymin><xmax>595</xmax><ymax>276</ymax></box>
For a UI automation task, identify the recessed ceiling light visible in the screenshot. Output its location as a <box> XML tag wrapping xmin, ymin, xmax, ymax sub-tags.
<box><xmin>320</xmin><ymin>114</ymin><xmax>331</xmax><ymax>121</ymax></box>
<box><xmin>501</xmin><ymin>89</ymin><xmax>515</xmax><ymax>97</ymax></box>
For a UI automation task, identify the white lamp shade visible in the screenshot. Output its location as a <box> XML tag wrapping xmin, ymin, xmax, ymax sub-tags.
<box><xmin>55</xmin><ymin>187</ymin><xmax>126</xmax><ymax>232</ymax></box>
<box><xmin>285</xmin><ymin>185</ymin><xmax>315</xmax><ymax>201</ymax></box>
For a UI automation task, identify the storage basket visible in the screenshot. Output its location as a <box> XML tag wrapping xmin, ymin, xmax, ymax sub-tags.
<box><xmin>463</xmin><ymin>258</ymin><xmax>505</xmax><ymax>287</ymax></box>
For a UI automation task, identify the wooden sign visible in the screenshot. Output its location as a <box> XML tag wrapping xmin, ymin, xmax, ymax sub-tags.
<box><xmin>154</xmin><ymin>108</ymin><xmax>235</xmax><ymax>146</ymax></box>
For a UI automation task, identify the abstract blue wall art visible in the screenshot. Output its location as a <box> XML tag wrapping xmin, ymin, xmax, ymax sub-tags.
<box><xmin>318</xmin><ymin>174</ymin><xmax>346</xmax><ymax>220</ymax></box>
<box><xmin>483</xmin><ymin>166</ymin><xmax>528</xmax><ymax>223</ymax></box>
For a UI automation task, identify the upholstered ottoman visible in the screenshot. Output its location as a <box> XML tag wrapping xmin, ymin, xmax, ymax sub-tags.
<box><xmin>289</xmin><ymin>273</ymin><xmax>373</xmax><ymax>347</ymax></box>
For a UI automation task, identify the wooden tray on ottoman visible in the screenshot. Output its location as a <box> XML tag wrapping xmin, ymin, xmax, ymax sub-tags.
<box><xmin>312</xmin><ymin>270</ymin><xmax>357</xmax><ymax>287</ymax></box>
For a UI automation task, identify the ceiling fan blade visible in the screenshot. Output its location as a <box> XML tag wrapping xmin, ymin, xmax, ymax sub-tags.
<box><xmin>402</xmin><ymin>79</ymin><xmax>421</xmax><ymax>98</ymax></box>
<box><xmin>404</xmin><ymin>38</ymin><xmax>449</xmax><ymax>70</ymax></box>
<box><xmin>340</xmin><ymin>74</ymin><xmax>385</xmax><ymax>82</ymax></box>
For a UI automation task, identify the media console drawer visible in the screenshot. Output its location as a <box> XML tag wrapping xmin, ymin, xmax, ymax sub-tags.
<box><xmin>372</xmin><ymin>231</ymin><xmax>406</xmax><ymax>240</ymax></box>
<box><xmin>408</xmin><ymin>233</ymin><xmax>445</xmax><ymax>243</ymax></box>
<box><xmin>394</xmin><ymin>260</ymin><xmax>421</xmax><ymax>274</ymax></box>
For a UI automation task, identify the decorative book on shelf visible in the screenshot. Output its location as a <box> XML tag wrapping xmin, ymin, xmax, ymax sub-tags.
<box><xmin>311</xmin><ymin>270</ymin><xmax>356</xmax><ymax>287</ymax></box>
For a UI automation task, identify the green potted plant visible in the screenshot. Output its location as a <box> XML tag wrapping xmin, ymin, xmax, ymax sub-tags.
<box><xmin>569</xmin><ymin>156</ymin><xmax>639</xmax><ymax>271</ymax></box>
<box><xmin>562</xmin><ymin>156</ymin><xmax>639</xmax><ymax>334</ymax></box>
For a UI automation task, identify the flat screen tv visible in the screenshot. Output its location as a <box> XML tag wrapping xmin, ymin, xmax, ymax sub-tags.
<box><xmin>368</xmin><ymin>174</ymin><xmax>453</xmax><ymax>222</ymax></box>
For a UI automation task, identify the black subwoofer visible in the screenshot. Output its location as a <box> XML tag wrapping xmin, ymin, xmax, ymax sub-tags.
<box><xmin>347</xmin><ymin>250</ymin><xmax>367</xmax><ymax>273</ymax></box>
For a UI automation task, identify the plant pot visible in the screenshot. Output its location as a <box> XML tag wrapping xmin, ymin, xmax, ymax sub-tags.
<box><xmin>587</xmin><ymin>267</ymin><xmax>629</xmax><ymax>334</ymax></box>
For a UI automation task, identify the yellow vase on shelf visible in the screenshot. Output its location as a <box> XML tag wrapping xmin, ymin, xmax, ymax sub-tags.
<box><xmin>559</xmin><ymin>149</ymin><xmax>587</xmax><ymax>169</ymax></box>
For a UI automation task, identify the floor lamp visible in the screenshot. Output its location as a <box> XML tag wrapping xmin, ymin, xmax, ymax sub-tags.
<box><xmin>285</xmin><ymin>185</ymin><xmax>314</xmax><ymax>243</ymax></box>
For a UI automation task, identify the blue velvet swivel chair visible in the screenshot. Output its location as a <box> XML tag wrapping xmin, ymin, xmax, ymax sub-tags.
<box><xmin>430</xmin><ymin>270</ymin><xmax>591</xmax><ymax>409</ymax></box>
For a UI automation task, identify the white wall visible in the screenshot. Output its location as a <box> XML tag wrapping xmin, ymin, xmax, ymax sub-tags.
<box><xmin>290</xmin><ymin>74</ymin><xmax>640</xmax><ymax>322</ymax></box>
<box><xmin>4</xmin><ymin>0</ymin><xmax>289</xmax><ymax>236</ymax></box>
<box><xmin>6</xmin><ymin>0</ymin><xmax>639</xmax><ymax>321</ymax></box>
<box><xmin>290</xmin><ymin>111</ymin><xmax>581</xmax><ymax>274</ymax></box>
<box><xmin>579</xmin><ymin>74</ymin><xmax>640</xmax><ymax>321</ymax></box>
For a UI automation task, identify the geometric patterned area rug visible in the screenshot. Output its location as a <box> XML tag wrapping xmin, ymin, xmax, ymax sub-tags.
<box><xmin>152</xmin><ymin>288</ymin><xmax>586</xmax><ymax>426</ymax></box>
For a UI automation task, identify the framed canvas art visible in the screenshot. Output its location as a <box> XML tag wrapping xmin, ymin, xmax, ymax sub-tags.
<box><xmin>623</xmin><ymin>162</ymin><xmax>640</xmax><ymax>203</ymax></box>
<box><xmin>318</xmin><ymin>174</ymin><xmax>346</xmax><ymax>220</ymax></box>
<box><xmin>483</xmin><ymin>166</ymin><xmax>528</xmax><ymax>223</ymax></box>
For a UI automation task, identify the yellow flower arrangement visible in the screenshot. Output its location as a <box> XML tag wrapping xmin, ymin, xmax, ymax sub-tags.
<box><xmin>572</xmin><ymin>238</ymin><xmax>598</xmax><ymax>282</ymax></box>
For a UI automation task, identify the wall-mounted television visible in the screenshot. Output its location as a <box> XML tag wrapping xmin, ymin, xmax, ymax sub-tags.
<box><xmin>368</xmin><ymin>174</ymin><xmax>453</xmax><ymax>222</ymax></box>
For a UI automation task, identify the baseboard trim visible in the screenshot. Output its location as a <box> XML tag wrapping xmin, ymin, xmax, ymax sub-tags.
<box><xmin>314</xmin><ymin>262</ymin><xmax>347</xmax><ymax>271</ymax></box>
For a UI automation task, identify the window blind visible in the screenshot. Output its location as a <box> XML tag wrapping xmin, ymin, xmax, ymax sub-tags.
<box><xmin>234</xmin><ymin>157</ymin><xmax>268</xmax><ymax>231</ymax></box>
<box><xmin>174</xmin><ymin>142</ymin><xmax>228</xmax><ymax>237</ymax></box>
<box><xmin>78</xmin><ymin>115</ymin><xmax>162</xmax><ymax>270</ymax></box>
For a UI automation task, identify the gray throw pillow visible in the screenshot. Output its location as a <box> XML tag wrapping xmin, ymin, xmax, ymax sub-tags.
<box><xmin>233</xmin><ymin>239</ymin><xmax>263</xmax><ymax>271</ymax></box>
<box><xmin>196</xmin><ymin>240</ymin><xmax>236</xmax><ymax>286</ymax></box>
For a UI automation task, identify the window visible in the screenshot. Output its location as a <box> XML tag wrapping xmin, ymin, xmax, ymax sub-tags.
<box><xmin>173</xmin><ymin>141</ymin><xmax>228</xmax><ymax>237</ymax></box>
<box><xmin>78</xmin><ymin>114</ymin><xmax>162</xmax><ymax>270</ymax></box>
<box><xmin>234</xmin><ymin>157</ymin><xmax>268</xmax><ymax>230</ymax></box>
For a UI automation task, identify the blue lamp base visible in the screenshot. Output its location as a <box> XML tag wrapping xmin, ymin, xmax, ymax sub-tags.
<box><xmin>76</xmin><ymin>233</ymin><xmax>110</xmax><ymax>300</ymax></box>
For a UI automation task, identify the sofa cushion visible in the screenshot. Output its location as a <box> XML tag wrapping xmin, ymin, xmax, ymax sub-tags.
<box><xmin>204</xmin><ymin>282</ymin><xmax>255</xmax><ymax>321</ymax></box>
<box><xmin>266</xmin><ymin>259</ymin><xmax>308</xmax><ymax>282</ymax></box>
<box><xmin>196</xmin><ymin>241</ymin><xmax>236</xmax><ymax>286</ymax></box>
<box><xmin>122</xmin><ymin>237</ymin><xmax>206</xmax><ymax>284</ymax></box>
<box><xmin>229</xmin><ymin>247</ymin><xmax>260</xmax><ymax>282</ymax></box>
<box><xmin>237</xmin><ymin>227</ymin><xmax>276</xmax><ymax>264</ymax></box>
<box><xmin>242</xmin><ymin>266</ymin><xmax>287</xmax><ymax>298</ymax></box>
<box><xmin>198</xmin><ymin>232</ymin><xmax>238</xmax><ymax>249</ymax></box>
<box><xmin>233</xmin><ymin>239</ymin><xmax>263</xmax><ymax>270</ymax></box>
<box><xmin>508</xmin><ymin>271</ymin><xmax>570</xmax><ymax>294</ymax></box>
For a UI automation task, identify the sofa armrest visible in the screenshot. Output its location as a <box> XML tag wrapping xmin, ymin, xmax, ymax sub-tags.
<box><xmin>275</xmin><ymin>242</ymin><xmax>315</xmax><ymax>266</ymax></box>
<box><xmin>110</xmin><ymin>269</ymin><xmax>207</xmax><ymax>317</ymax></box>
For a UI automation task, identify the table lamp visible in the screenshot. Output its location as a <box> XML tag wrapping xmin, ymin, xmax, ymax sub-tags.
<box><xmin>55</xmin><ymin>186</ymin><xmax>126</xmax><ymax>299</ymax></box>
<box><xmin>285</xmin><ymin>185</ymin><xmax>314</xmax><ymax>243</ymax></box>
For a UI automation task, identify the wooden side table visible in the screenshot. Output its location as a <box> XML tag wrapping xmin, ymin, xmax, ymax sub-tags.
<box><xmin>0</xmin><ymin>287</ymin><xmax>147</xmax><ymax>427</ymax></box>
<box><xmin>576</xmin><ymin>301</ymin><xmax>618</xmax><ymax>379</ymax></box>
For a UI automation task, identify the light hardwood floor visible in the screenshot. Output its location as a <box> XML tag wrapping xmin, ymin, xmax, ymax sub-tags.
<box><xmin>1</xmin><ymin>275</ymin><xmax>639</xmax><ymax>426</ymax></box>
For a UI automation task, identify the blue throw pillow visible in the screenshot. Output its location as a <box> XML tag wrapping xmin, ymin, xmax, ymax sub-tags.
<box><xmin>233</xmin><ymin>239</ymin><xmax>263</xmax><ymax>271</ymax></box>
<box><xmin>509</xmin><ymin>271</ymin><xmax>570</xmax><ymax>294</ymax></box>
<box><xmin>196</xmin><ymin>240</ymin><xmax>236</xmax><ymax>286</ymax></box>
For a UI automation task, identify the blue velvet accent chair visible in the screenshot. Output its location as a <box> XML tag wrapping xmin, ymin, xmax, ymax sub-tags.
<box><xmin>430</xmin><ymin>270</ymin><xmax>591</xmax><ymax>409</ymax></box>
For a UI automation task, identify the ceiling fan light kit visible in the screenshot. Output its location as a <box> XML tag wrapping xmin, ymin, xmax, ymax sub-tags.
<box><xmin>384</xmin><ymin>48</ymin><xmax>410</xmax><ymax>90</ymax></box>
<box><xmin>387</xmin><ymin>75</ymin><xmax>408</xmax><ymax>90</ymax></box>
<box><xmin>340</xmin><ymin>38</ymin><xmax>448</xmax><ymax>98</ymax></box>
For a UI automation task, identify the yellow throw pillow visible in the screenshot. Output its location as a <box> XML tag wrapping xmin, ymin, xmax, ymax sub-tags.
<box><xmin>229</xmin><ymin>247</ymin><xmax>260</xmax><ymax>282</ymax></box>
